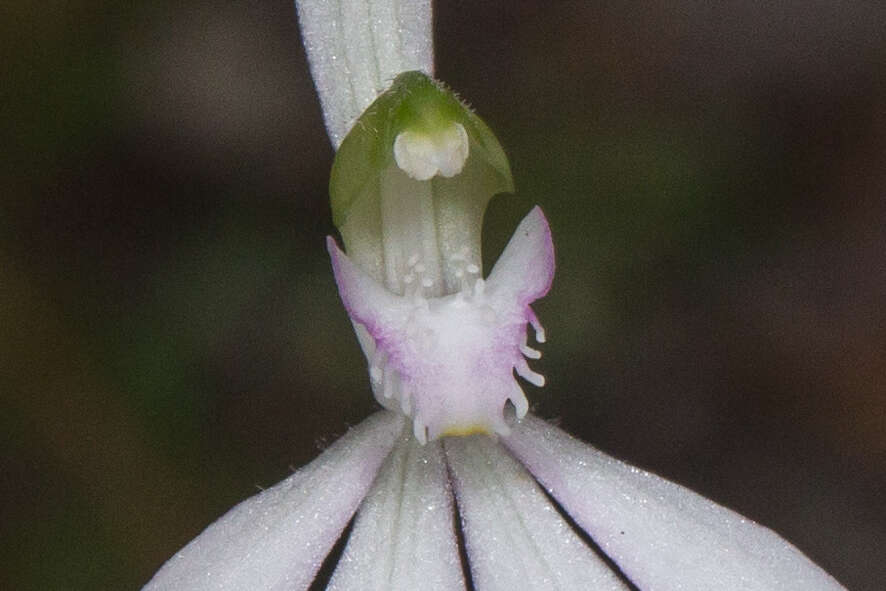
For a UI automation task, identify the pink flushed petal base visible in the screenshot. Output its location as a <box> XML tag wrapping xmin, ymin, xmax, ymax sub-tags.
<box><xmin>504</xmin><ymin>415</ymin><xmax>845</xmax><ymax>591</ymax></box>
<box><xmin>328</xmin><ymin>207</ymin><xmax>555</xmax><ymax>443</ymax></box>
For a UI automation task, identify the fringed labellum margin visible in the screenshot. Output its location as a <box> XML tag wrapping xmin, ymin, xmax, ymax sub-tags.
<box><xmin>329</xmin><ymin>207</ymin><xmax>554</xmax><ymax>442</ymax></box>
<box><xmin>327</xmin><ymin>71</ymin><xmax>554</xmax><ymax>443</ymax></box>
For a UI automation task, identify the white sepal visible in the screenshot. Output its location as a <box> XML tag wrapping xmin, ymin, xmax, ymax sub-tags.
<box><xmin>445</xmin><ymin>436</ymin><xmax>628</xmax><ymax>591</ymax></box>
<box><xmin>295</xmin><ymin>0</ymin><xmax>433</xmax><ymax>148</ymax></box>
<box><xmin>504</xmin><ymin>415</ymin><xmax>846</xmax><ymax>591</ymax></box>
<box><xmin>328</xmin><ymin>434</ymin><xmax>464</xmax><ymax>591</ymax></box>
<box><xmin>143</xmin><ymin>412</ymin><xmax>404</xmax><ymax>591</ymax></box>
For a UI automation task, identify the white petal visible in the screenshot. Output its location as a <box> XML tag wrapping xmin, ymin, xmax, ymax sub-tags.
<box><xmin>486</xmin><ymin>206</ymin><xmax>555</xmax><ymax>306</ymax></box>
<box><xmin>143</xmin><ymin>411</ymin><xmax>404</xmax><ymax>591</ymax></box>
<box><xmin>504</xmin><ymin>415</ymin><xmax>846</xmax><ymax>591</ymax></box>
<box><xmin>295</xmin><ymin>0</ymin><xmax>433</xmax><ymax>147</ymax></box>
<box><xmin>445</xmin><ymin>436</ymin><xmax>629</xmax><ymax>591</ymax></box>
<box><xmin>328</xmin><ymin>435</ymin><xmax>465</xmax><ymax>591</ymax></box>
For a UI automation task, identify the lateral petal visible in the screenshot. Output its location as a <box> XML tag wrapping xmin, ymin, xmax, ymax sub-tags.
<box><xmin>143</xmin><ymin>411</ymin><xmax>404</xmax><ymax>591</ymax></box>
<box><xmin>445</xmin><ymin>436</ymin><xmax>628</xmax><ymax>591</ymax></box>
<box><xmin>328</xmin><ymin>435</ymin><xmax>465</xmax><ymax>591</ymax></box>
<box><xmin>504</xmin><ymin>415</ymin><xmax>845</xmax><ymax>591</ymax></box>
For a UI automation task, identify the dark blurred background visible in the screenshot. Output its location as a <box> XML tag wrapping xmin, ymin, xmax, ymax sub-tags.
<box><xmin>2</xmin><ymin>1</ymin><xmax>885</xmax><ymax>589</ymax></box>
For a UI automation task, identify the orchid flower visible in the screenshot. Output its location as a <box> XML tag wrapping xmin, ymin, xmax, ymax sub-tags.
<box><xmin>144</xmin><ymin>2</ymin><xmax>845</xmax><ymax>590</ymax></box>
